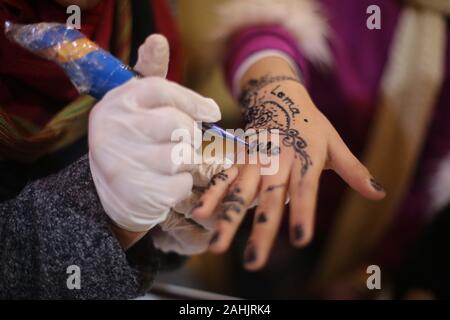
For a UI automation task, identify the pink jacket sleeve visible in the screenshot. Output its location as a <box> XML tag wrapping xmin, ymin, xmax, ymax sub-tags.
<box><xmin>224</xmin><ymin>25</ymin><xmax>309</xmax><ymax>97</ymax></box>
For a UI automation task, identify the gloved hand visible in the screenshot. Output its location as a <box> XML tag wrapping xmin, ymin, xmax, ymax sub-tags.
<box><xmin>89</xmin><ymin>34</ymin><xmax>221</xmax><ymax>233</ymax></box>
<box><xmin>152</xmin><ymin>162</ymin><xmax>235</xmax><ymax>255</ymax></box>
<box><xmin>151</xmin><ymin>191</ymin><xmax>215</xmax><ymax>256</ymax></box>
<box><xmin>136</xmin><ymin>35</ymin><xmax>237</xmax><ymax>254</ymax></box>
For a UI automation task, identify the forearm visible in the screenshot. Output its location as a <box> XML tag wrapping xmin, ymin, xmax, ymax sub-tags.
<box><xmin>110</xmin><ymin>223</ymin><xmax>148</xmax><ymax>251</ymax></box>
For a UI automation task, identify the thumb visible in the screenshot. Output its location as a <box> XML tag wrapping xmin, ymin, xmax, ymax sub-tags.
<box><xmin>134</xmin><ymin>34</ymin><xmax>169</xmax><ymax>78</ymax></box>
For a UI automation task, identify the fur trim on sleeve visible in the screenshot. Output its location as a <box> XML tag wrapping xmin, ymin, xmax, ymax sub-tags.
<box><xmin>210</xmin><ymin>0</ymin><xmax>332</xmax><ymax>67</ymax></box>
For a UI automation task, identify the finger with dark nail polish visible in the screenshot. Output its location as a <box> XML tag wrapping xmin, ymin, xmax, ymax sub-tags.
<box><xmin>292</xmin><ymin>224</ymin><xmax>304</xmax><ymax>242</ymax></box>
<box><xmin>370</xmin><ymin>178</ymin><xmax>385</xmax><ymax>192</ymax></box>
<box><xmin>244</xmin><ymin>244</ymin><xmax>257</xmax><ymax>264</ymax></box>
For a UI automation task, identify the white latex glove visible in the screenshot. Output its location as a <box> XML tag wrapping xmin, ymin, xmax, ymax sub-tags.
<box><xmin>152</xmin><ymin>210</ymin><xmax>212</xmax><ymax>256</ymax></box>
<box><xmin>152</xmin><ymin>164</ymin><xmax>232</xmax><ymax>255</ymax></box>
<box><xmin>152</xmin><ymin>189</ymin><xmax>216</xmax><ymax>255</ymax></box>
<box><xmin>89</xmin><ymin>34</ymin><xmax>221</xmax><ymax>232</ymax></box>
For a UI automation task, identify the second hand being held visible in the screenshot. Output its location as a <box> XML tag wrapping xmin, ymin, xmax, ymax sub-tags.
<box><xmin>192</xmin><ymin>56</ymin><xmax>386</xmax><ymax>271</ymax></box>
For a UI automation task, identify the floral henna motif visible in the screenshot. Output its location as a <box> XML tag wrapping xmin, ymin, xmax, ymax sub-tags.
<box><xmin>207</xmin><ymin>170</ymin><xmax>228</xmax><ymax>189</ymax></box>
<box><xmin>277</xmin><ymin>128</ymin><xmax>313</xmax><ymax>177</ymax></box>
<box><xmin>240</xmin><ymin>75</ymin><xmax>313</xmax><ymax>177</ymax></box>
<box><xmin>220</xmin><ymin>186</ymin><xmax>246</xmax><ymax>222</ymax></box>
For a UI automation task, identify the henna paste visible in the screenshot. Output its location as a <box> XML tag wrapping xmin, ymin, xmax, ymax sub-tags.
<box><xmin>265</xmin><ymin>184</ymin><xmax>286</xmax><ymax>192</ymax></box>
<box><xmin>240</xmin><ymin>75</ymin><xmax>313</xmax><ymax>177</ymax></box>
<box><xmin>207</xmin><ymin>170</ymin><xmax>228</xmax><ymax>189</ymax></box>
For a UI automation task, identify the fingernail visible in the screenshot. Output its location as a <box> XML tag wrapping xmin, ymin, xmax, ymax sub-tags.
<box><xmin>209</xmin><ymin>231</ymin><xmax>220</xmax><ymax>245</ymax></box>
<box><xmin>257</xmin><ymin>212</ymin><xmax>268</xmax><ymax>223</ymax></box>
<box><xmin>293</xmin><ymin>224</ymin><xmax>304</xmax><ymax>241</ymax></box>
<box><xmin>244</xmin><ymin>244</ymin><xmax>257</xmax><ymax>264</ymax></box>
<box><xmin>370</xmin><ymin>178</ymin><xmax>385</xmax><ymax>192</ymax></box>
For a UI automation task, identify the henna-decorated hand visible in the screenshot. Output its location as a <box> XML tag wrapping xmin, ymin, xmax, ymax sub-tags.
<box><xmin>192</xmin><ymin>57</ymin><xmax>386</xmax><ymax>270</ymax></box>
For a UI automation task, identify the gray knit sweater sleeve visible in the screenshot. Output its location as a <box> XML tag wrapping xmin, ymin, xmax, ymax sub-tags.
<box><xmin>0</xmin><ymin>155</ymin><xmax>159</xmax><ymax>299</ymax></box>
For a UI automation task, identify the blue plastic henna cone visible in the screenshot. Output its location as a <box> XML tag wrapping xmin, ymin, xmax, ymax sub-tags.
<box><xmin>4</xmin><ymin>21</ymin><xmax>247</xmax><ymax>146</ymax></box>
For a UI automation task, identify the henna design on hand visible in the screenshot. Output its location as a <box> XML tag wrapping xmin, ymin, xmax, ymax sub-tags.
<box><xmin>240</xmin><ymin>75</ymin><xmax>313</xmax><ymax>177</ymax></box>
<box><xmin>207</xmin><ymin>170</ymin><xmax>229</xmax><ymax>189</ymax></box>
<box><xmin>224</xmin><ymin>203</ymin><xmax>241</xmax><ymax>214</ymax></box>
<box><xmin>240</xmin><ymin>75</ymin><xmax>301</xmax><ymax>106</ymax></box>
<box><xmin>220</xmin><ymin>186</ymin><xmax>246</xmax><ymax>222</ymax></box>
<box><xmin>292</xmin><ymin>224</ymin><xmax>304</xmax><ymax>241</ymax></box>
<box><xmin>244</xmin><ymin>99</ymin><xmax>292</xmax><ymax>130</ymax></box>
<box><xmin>247</xmin><ymin>140</ymin><xmax>281</xmax><ymax>157</ymax></box>
<box><xmin>265</xmin><ymin>184</ymin><xmax>286</xmax><ymax>192</ymax></box>
<box><xmin>277</xmin><ymin>128</ymin><xmax>313</xmax><ymax>177</ymax></box>
<box><xmin>222</xmin><ymin>188</ymin><xmax>245</xmax><ymax>205</ymax></box>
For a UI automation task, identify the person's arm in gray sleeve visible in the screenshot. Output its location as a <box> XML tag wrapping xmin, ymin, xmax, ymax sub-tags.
<box><xmin>0</xmin><ymin>154</ymin><xmax>160</xmax><ymax>299</ymax></box>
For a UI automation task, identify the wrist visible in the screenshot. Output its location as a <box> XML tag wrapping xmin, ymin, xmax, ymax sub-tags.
<box><xmin>239</xmin><ymin>56</ymin><xmax>300</xmax><ymax>92</ymax></box>
<box><xmin>110</xmin><ymin>222</ymin><xmax>149</xmax><ymax>251</ymax></box>
<box><xmin>233</xmin><ymin>51</ymin><xmax>302</xmax><ymax>97</ymax></box>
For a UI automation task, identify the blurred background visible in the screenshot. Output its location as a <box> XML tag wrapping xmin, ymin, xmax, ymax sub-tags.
<box><xmin>154</xmin><ymin>0</ymin><xmax>450</xmax><ymax>300</ymax></box>
<box><xmin>1</xmin><ymin>0</ymin><xmax>449</xmax><ymax>300</ymax></box>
